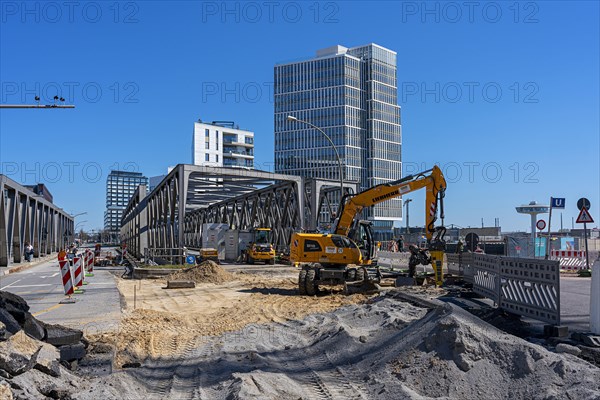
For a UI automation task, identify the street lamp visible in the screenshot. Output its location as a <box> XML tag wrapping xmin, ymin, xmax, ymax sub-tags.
<box><xmin>404</xmin><ymin>198</ymin><xmax>412</xmax><ymax>233</ymax></box>
<box><xmin>286</xmin><ymin>115</ymin><xmax>344</xmax><ymax>197</ymax></box>
<box><xmin>71</xmin><ymin>212</ymin><xmax>87</xmax><ymax>218</ymax></box>
<box><xmin>75</xmin><ymin>221</ymin><xmax>87</xmax><ymax>231</ymax></box>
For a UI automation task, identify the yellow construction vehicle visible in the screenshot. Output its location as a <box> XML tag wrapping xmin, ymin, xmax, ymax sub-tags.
<box><xmin>197</xmin><ymin>248</ymin><xmax>219</xmax><ymax>264</ymax></box>
<box><xmin>246</xmin><ymin>228</ymin><xmax>276</xmax><ymax>265</ymax></box>
<box><xmin>291</xmin><ymin>166</ymin><xmax>447</xmax><ymax>295</ymax></box>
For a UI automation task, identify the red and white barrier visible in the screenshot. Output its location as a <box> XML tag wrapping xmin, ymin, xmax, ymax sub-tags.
<box><xmin>59</xmin><ymin>260</ymin><xmax>74</xmax><ymax>296</ymax></box>
<box><xmin>551</xmin><ymin>250</ymin><xmax>587</xmax><ymax>258</ymax></box>
<box><xmin>86</xmin><ymin>250</ymin><xmax>94</xmax><ymax>273</ymax></box>
<box><xmin>73</xmin><ymin>256</ymin><xmax>84</xmax><ymax>288</ymax></box>
<box><xmin>550</xmin><ymin>250</ymin><xmax>587</xmax><ymax>270</ymax></box>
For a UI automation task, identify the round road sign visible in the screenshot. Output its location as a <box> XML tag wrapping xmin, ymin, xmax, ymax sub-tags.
<box><xmin>536</xmin><ymin>220</ymin><xmax>546</xmax><ymax>230</ymax></box>
<box><xmin>577</xmin><ymin>198</ymin><xmax>591</xmax><ymax>211</ymax></box>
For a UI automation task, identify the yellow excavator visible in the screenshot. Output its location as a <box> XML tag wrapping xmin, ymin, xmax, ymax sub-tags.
<box><xmin>290</xmin><ymin>166</ymin><xmax>447</xmax><ymax>295</ymax></box>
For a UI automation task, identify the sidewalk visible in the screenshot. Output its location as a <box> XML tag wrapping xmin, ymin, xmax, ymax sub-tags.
<box><xmin>0</xmin><ymin>253</ymin><xmax>58</xmax><ymax>276</ymax></box>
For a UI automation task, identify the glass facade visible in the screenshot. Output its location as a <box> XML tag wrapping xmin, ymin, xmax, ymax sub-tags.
<box><xmin>274</xmin><ymin>43</ymin><xmax>402</xmax><ymax>223</ymax></box>
<box><xmin>104</xmin><ymin>170</ymin><xmax>148</xmax><ymax>234</ymax></box>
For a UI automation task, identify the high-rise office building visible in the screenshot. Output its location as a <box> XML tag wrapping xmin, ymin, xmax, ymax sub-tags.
<box><xmin>104</xmin><ymin>170</ymin><xmax>148</xmax><ymax>237</ymax></box>
<box><xmin>192</xmin><ymin>120</ymin><xmax>254</xmax><ymax>169</ymax></box>
<box><xmin>274</xmin><ymin>44</ymin><xmax>402</xmax><ymax>233</ymax></box>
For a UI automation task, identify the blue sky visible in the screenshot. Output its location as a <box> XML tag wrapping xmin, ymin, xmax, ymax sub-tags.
<box><xmin>1</xmin><ymin>1</ymin><xmax>598</xmax><ymax>232</ymax></box>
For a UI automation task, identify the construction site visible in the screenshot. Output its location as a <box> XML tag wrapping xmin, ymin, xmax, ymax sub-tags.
<box><xmin>1</xmin><ymin>165</ymin><xmax>600</xmax><ymax>399</ymax></box>
<box><xmin>1</xmin><ymin>3</ymin><xmax>599</xmax><ymax>397</ymax></box>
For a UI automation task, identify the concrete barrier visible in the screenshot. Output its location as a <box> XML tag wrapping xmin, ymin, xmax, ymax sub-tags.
<box><xmin>590</xmin><ymin>257</ymin><xmax>600</xmax><ymax>334</ymax></box>
<box><xmin>166</xmin><ymin>280</ymin><xmax>196</xmax><ymax>289</ymax></box>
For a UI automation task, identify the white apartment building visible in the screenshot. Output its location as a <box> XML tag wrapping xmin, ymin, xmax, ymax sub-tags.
<box><xmin>192</xmin><ymin>120</ymin><xmax>254</xmax><ymax>169</ymax></box>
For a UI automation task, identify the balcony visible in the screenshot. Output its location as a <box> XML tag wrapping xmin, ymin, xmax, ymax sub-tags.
<box><xmin>224</xmin><ymin>151</ymin><xmax>254</xmax><ymax>159</ymax></box>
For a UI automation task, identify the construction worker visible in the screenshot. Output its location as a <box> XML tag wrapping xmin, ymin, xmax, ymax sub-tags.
<box><xmin>396</xmin><ymin>235</ymin><xmax>405</xmax><ymax>252</ymax></box>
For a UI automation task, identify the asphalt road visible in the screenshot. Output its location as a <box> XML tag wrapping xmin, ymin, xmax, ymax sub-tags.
<box><xmin>0</xmin><ymin>255</ymin><xmax>122</xmax><ymax>335</ymax></box>
<box><xmin>560</xmin><ymin>276</ymin><xmax>592</xmax><ymax>332</ymax></box>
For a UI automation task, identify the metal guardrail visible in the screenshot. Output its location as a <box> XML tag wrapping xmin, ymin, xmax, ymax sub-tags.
<box><xmin>449</xmin><ymin>253</ymin><xmax>561</xmax><ymax>325</ymax></box>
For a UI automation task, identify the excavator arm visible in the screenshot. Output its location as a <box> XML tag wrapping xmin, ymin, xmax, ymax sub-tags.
<box><xmin>334</xmin><ymin>166</ymin><xmax>447</xmax><ymax>240</ymax></box>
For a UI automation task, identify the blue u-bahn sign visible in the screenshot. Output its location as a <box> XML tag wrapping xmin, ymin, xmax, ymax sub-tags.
<box><xmin>551</xmin><ymin>197</ymin><xmax>565</xmax><ymax>209</ymax></box>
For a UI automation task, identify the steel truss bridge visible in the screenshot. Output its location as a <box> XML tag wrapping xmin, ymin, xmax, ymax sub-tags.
<box><xmin>120</xmin><ymin>164</ymin><xmax>357</xmax><ymax>259</ymax></box>
<box><xmin>0</xmin><ymin>175</ymin><xmax>74</xmax><ymax>267</ymax></box>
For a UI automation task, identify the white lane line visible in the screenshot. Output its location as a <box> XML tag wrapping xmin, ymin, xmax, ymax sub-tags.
<box><xmin>6</xmin><ymin>284</ymin><xmax>54</xmax><ymax>288</ymax></box>
<box><xmin>0</xmin><ymin>279</ymin><xmax>23</xmax><ymax>290</ymax></box>
<box><xmin>40</xmin><ymin>272</ymin><xmax>60</xmax><ymax>278</ymax></box>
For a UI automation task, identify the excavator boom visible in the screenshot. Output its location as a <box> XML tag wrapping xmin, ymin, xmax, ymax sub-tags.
<box><xmin>335</xmin><ymin>166</ymin><xmax>447</xmax><ymax>241</ymax></box>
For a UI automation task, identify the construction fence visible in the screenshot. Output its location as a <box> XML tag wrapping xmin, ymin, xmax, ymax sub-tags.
<box><xmin>447</xmin><ymin>253</ymin><xmax>561</xmax><ymax>325</ymax></box>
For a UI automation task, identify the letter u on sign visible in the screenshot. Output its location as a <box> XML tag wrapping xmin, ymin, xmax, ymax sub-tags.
<box><xmin>551</xmin><ymin>197</ymin><xmax>565</xmax><ymax>209</ymax></box>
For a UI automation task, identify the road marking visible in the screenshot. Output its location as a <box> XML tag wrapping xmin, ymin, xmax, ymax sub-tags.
<box><xmin>6</xmin><ymin>284</ymin><xmax>54</xmax><ymax>288</ymax></box>
<box><xmin>0</xmin><ymin>279</ymin><xmax>23</xmax><ymax>290</ymax></box>
<box><xmin>40</xmin><ymin>272</ymin><xmax>60</xmax><ymax>278</ymax></box>
<box><xmin>32</xmin><ymin>303</ymin><xmax>64</xmax><ymax>317</ymax></box>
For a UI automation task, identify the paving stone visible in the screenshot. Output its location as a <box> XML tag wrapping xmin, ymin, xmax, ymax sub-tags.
<box><xmin>59</xmin><ymin>343</ymin><xmax>86</xmax><ymax>362</ymax></box>
<box><xmin>0</xmin><ymin>309</ymin><xmax>20</xmax><ymax>336</ymax></box>
<box><xmin>34</xmin><ymin>343</ymin><xmax>61</xmax><ymax>377</ymax></box>
<box><xmin>44</xmin><ymin>324</ymin><xmax>83</xmax><ymax>347</ymax></box>
<box><xmin>0</xmin><ymin>331</ymin><xmax>41</xmax><ymax>375</ymax></box>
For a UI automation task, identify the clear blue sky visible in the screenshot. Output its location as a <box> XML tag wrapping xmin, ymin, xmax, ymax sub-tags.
<box><xmin>1</xmin><ymin>1</ymin><xmax>598</xmax><ymax>232</ymax></box>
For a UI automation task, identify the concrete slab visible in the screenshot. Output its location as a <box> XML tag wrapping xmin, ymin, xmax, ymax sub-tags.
<box><xmin>165</xmin><ymin>280</ymin><xmax>196</xmax><ymax>289</ymax></box>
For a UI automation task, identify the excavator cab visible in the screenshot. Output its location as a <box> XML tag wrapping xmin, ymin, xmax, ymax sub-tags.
<box><xmin>348</xmin><ymin>220</ymin><xmax>376</xmax><ymax>264</ymax></box>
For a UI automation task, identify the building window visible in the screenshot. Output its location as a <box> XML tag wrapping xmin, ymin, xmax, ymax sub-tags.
<box><xmin>216</xmin><ymin>131</ymin><xmax>219</xmax><ymax>150</ymax></box>
<box><xmin>205</xmin><ymin>154</ymin><xmax>210</xmax><ymax>162</ymax></box>
<box><xmin>216</xmin><ymin>155</ymin><xmax>219</xmax><ymax>162</ymax></box>
<box><xmin>205</xmin><ymin>129</ymin><xmax>209</xmax><ymax>138</ymax></box>
<box><xmin>206</xmin><ymin>142</ymin><xmax>210</xmax><ymax>149</ymax></box>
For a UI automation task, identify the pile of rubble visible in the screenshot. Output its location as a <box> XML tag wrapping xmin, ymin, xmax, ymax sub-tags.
<box><xmin>0</xmin><ymin>291</ymin><xmax>88</xmax><ymax>399</ymax></box>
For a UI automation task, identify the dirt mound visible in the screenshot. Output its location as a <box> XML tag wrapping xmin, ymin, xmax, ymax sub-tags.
<box><xmin>389</xmin><ymin>306</ymin><xmax>600</xmax><ymax>399</ymax></box>
<box><xmin>106</xmin><ymin>274</ymin><xmax>369</xmax><ymax>367</ymax></box>
<box><xmin>167</xmin><ymin>261</ymin><xmax>233</xmax><ymax>284</ymax></box>
<box><xmin>94</xmin><ymin>292</ymin><xmax>600</xmax><ymax>400</ymax></box>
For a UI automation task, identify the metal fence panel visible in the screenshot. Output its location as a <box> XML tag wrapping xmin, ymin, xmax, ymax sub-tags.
<box><xmin>472</xmin><ymin>254</ymin><xmax>500</xmax><ymax>303</ymax></box>
<box><xmin>446</xmin><ymin>253</ymin><xmax>475</xmax><ymax>283</ymax></box>
<box><xmin>498</xmin><ymin>257</ymin><xmax>560</xmax><ymax>325</ymax></box>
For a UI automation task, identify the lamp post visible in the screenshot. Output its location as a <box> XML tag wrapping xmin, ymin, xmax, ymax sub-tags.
<box><xmin>71</xmin><ymin>212</ymin><xmax>87</xmax><ymax>218</ymax></box>
<box><xmin>404</xmin><ymin>198</ymin><xmax>412</xmax><ymax>233</ymax></box>
<box><xmin>286</xmin><ymin>115</ymin><xmax>344</xmax><ymax>198</ymax></box>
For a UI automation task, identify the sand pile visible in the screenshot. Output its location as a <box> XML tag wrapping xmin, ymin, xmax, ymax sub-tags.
<box><xmin>167</xmin><ymin>260</ymin><xmax>233</xmax><ymax>284</ymax></box>
<box><xmin>103</xmin><ymin>274</ymin><xmax>368</xmax><ymax>367</ymax></box>
<box><xmin>93</xmin><ymin>291</ymin><xmax>600</xmax><ymax>400</ymax></box>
